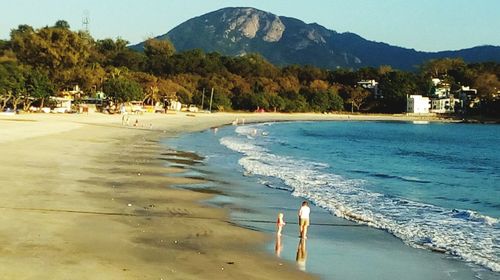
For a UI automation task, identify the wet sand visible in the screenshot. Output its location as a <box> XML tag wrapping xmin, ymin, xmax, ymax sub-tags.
<box><xmin>0</xmin><ymin>112</ymin><xmax>451</xmax><ymax>279</ymax></box>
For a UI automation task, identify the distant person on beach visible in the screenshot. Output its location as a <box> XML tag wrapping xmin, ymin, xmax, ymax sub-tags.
<box><xmin>298</xmin><ymin>201</ymin><xmax>310</xmax><ymax>238</ymax></box>
<box><xmin>276</xmin><ymin>212</ymin><xmax>286</xmax><ymax>235</ymax></box>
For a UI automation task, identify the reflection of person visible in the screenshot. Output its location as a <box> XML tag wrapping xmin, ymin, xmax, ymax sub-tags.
<box><xmin>298</xmin><ymin>201</ymin><xmax>311</xmax><ymax>239</ymax></box>
<box><xmin>296</xmin><ymin>237</ymin><xmax>307</xmax><ymax>271</ymax></box>
<box><xmin>276</xmin><ymin>212</ymin><xmax>286</xmax><ymax>235</ymax></box>
<box><xmin>275</xmin><ymin>234</ymin><xmax>283</xmax><ymax>257</ymax></box>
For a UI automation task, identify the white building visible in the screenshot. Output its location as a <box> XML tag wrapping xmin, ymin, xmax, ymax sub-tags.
<box><xmin>407</xmin><ymin>95</ymin><xmax>430</xmax><ymax>114</ymax></box>
<box><xmin>357</xmin><ymin>79</ymin><xmax>381</xmax><ymax>98</ymax></box>
<box><xmin>431</xmin><ymin>78</ymin><xmax>451</xmax><ymax>98</ymax></box>
<box><xmin>429</xmin><ymin>78</ymin><xmax>455</xmax><ymax>113</ymax></box>
<box><xmin>430</xmin><ymin>98</ymin><xmax>456</xmax><ymax>113</ymax></box>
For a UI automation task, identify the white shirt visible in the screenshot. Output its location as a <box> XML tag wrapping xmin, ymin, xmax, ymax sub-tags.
<box><xmin>299</xmin><ymin>205</ymin><xmax>310</xmax><ymax>220</ymax></box>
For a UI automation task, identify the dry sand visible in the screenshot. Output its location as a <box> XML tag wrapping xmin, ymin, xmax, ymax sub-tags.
<box><xmin>0</xmin><ymin>112</ymin><xmax>449</xmax><ymax>279</ymax></box>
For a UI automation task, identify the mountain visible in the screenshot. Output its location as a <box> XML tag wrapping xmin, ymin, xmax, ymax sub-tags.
<box><xmin>132</xmin><ymin>7</ymin><xmax>500</xmax><ymax>70</ymax></box>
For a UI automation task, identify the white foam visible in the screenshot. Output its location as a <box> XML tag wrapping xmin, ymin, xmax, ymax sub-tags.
<box><xmin>220</xmin><ymin>125</ymin><xmax>500</xmax><ymax>272</ymax></box>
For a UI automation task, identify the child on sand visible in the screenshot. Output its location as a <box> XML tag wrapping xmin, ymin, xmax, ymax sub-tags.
<box><xmin>276</xmin><ymin>212</ymin><xmax>286</xmax><ymax>235</ymax></box>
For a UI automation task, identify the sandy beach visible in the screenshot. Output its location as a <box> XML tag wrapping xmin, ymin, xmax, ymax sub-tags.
<box><xmin>0</xmin><ymin>112</ymin><xmax>450</xmax><ymax>279</ymax></box>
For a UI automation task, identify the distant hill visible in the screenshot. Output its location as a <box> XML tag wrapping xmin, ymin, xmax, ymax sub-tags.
<box><xmin>132</xmin><ymin>7</ymin><xmax>500</xmax><ymax>70</ymax></box>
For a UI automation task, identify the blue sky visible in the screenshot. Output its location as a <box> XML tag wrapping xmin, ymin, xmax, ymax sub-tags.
<box><xmin>1</xmin><ymin>0</ymin><xmax>499</xmax><ymax>52</ymax></box>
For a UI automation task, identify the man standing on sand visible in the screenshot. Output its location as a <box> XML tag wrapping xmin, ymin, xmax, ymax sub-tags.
<box><xmin>298</xmin><ymin>201</ymin><xmax>311</xmax><ymax>239</ymax></box>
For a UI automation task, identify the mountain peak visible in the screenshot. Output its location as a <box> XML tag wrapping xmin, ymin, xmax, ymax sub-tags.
<box><xmin>135</xmin><ymin>7</ymin><xmax>500</xmax><ymax>70</ymax></box>
<box><xmin>213</xmin><ymin>7</ymin><xmax>285</xmax><ymax>43</ymax></box>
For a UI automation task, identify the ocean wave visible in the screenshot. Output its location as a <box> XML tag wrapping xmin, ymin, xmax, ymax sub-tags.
<box><xmin>370</xmin><ymin>173</ymin><xmax>432</xmax><ymax>184</ymax></box>
<box><xmin>220</xmin><ymin>125</ymin><xmax>500</xmax><ymax>272</ymax></box>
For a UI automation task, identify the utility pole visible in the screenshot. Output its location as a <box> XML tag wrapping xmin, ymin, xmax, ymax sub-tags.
<box><xmin>209</xmin><ymin>88</ymin><xmax>214</xmax><ymax>113</ymax></box>
<box><xmin>201</xmin><ymin>88</ymin><xmax>205</xmax><ymax>110</ymax></box>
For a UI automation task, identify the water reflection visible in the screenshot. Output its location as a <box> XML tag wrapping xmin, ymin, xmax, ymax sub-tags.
<box><xmin>275</xmin><ymin>233</ymin><xmax>283</xmax><ymax>257</ymax></box>
<box><xmin>296</xmin><ymin>238</ymin><xmax>307</xmax><ymax>271</ymax></box>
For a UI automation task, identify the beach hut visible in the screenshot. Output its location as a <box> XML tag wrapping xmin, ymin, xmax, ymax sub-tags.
<box><xmin>169</xmin><ymin>100</ymin><xmax>182</xmax><ymax>111</ymax></box>
<box><xmin>50</xmin><ymin>96</ymin><xmax>73</xmax><ymax>113</ymax></box>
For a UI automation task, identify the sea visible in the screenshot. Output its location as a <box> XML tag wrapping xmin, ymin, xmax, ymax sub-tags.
<box><xmin>164</xmin><ymin>120</ymin><xmax>500</xmax><ymax>280</ymax></box>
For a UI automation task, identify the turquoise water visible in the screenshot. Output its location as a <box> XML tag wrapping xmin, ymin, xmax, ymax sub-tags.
<box><xmin>165</xmin><ymin>121</ymin><xmax>500</xmax><ymax>279</ymax></box>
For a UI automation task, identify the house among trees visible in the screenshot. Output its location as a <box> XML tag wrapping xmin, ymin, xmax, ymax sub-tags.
<box><xmin>357</xmin><ymin>79</ymin><xmax>381</xmax><ymax>99</ymax></box>
<box><xmin>458</xmin><ymin>86</ymin><xmax>479</xmax><ymax>111</ymax></box>
<box><xmin>429</xmin><ymin>78</ymin><xmax>456</xmax><ymax>114</ymax></box>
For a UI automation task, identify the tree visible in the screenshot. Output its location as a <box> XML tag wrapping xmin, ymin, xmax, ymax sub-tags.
<box><xmin>420</xmin><ymin>58</ymin><xmax>465</xmax><ymax>78</ymax></box>
<box><xmin>279</xmin><ymin>90</ymin><xmax>308</xmax><ymax>112</ymax></box>
<box><xmin>54</xmin><ymin>20</ymin><xmax>70</xmax><ymax>29</ymax></box>
<box><xmin>167</xmin><ymin>49</ymin><xmax>227</xmax><ymax>76</ymax></box>
<box><xmin>112</xmin><ymin>50</ymin><xmax>146</xmax><ymax>71</ymax></box>
<box><xmin>23</xmin><ymin>68</ymin><xmax>54</xmax><ymax>110</ymax></box>
<box><xmin>144</xmin><ymin>38</ymin><xmax>175</xmax><ymax>75</ymax></box>
<box><xmin>65</xmin><ymin>64</ymin><xmax>106</xmax><ymax>94</ymax></box>
<box><xmin>378</xmin><ymin>65</ymin><xmax>393</xmax><ymax>75</ymax></box>
<box><xmin>346</xmin><ymin>86</ymin><xmax>370</xmax><ymax>112</ymax></box>
<box><xmin>0</xmin><ymin>62</ymin><xmax>25</xmax><ymax>111</ymax></box>
<box><xmin>94</xmin><ymin>38</ymin><xmax>145</xmax><ymax>71</ymax></box>
<box><xmin>328</xmin><ymin>91</ymin><xmax>344</xmax><ymax>111</ymax></box>
<box><xmin>308</xmin><ymin>90</ymin><xmax>330</xmax><ymax>112</ymax></box>
<box><xmin>297</xmin><ymin>65</ymin><xmax>326</xmax><ymax>85</ymax></box>
<box><xmin>379</xmin><ymin>71</ymin><xmax>418</xmax><ymax>113</ymax></box>
<box><xmin>474</xmin><ymin>73</ymin><xmax>500</xmax><ymax>100</ymax></box>
<box><xmin>267</xmin><ymin>94</ymin><xmax>285</xmax><ymax>112</ymax></box>
<box><xmin>212</xmin><ymin>91</ymin><xmax>232</xmax><ymax>112</ymax></box>
<box><xmin>10</xmin><ymin>23</ymin><xmax>92</xmax><ymax>90</ymax></box>
<box><xmin>276</xmin><ymin>75</ymin><xmax>300</xmax><ymax>93</ymax></box>
<box><xmin>327</xmin><ymin>68</ymin><xmax>358</xmax><ymax>86</ymax></box>
<box><xmin>102</xmin><ymin>77</ymin><xmax>143</xmax><ymax>103</ymax></box>
<box><xmin>224</xmin><ymin>53</ymin><xmax>278</xmax><ymax>78</ymax></box>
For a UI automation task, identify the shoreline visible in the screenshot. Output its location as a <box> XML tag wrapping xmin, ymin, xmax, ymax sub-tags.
<box><xmin>0</xmin><ymin>112</ymin><xmax>320</xmax><ymax>279</ymax></box>
<box><xmin>0</xmin><ymin>112</ymin><xmax>494</xmax><ymax>279</ymax></box>
<box><xmin>166</xmin><ymin>120</ymin><xmax>500</xmax><ymax>279</ymax></box>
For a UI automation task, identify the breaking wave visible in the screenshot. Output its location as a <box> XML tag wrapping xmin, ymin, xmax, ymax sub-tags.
<box><xmin>220</xmin><ymin>124</ymin><xmax>500</xmax><ymax>272</ymax></box>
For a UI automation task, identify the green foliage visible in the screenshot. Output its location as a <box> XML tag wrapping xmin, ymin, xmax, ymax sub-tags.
<box><xmin>224</xmin><ymin>53</ymin><xmax>278</xmax><ymax>78</ymax></box>
<box><xmin>25</xmin><ymin>68</ymin><xmax>54</xmax><ymax>100</ymax></box>
<box><xmin>176</xmin><ymin>88</ymin><xmax>192</xmax><ymax>104</ymax></box>
<box><xmin>144</xmin><ymin>38</ymin><xmax>175</xmax><ymax>75</ymax></box>
<box><xmin>279</xmin><ymin>91</ymin><xmax>308</xmax><ymax>112</ymax></box>
<box><xmin>10</xmin><ymin>23</ymin><xmax>93</xmax><ymax>90</ymax></box>
<box><xmin>211</xmin><ymin>91</ymin><xmax>232</xmax><ymax>112</ymax></box>
<box><xmin>329</xmin><ymin>92</ymin><xmax>344</xmax><ymax>111</ymax></box>
<box><xmin>378</xmin><ymin>71</ymin><xmax>418</xmax><ymax>113</ymax></box>
<box><xmin>267</xmin><ymin>94</ymin><xmax>286</xmax><ymax>112</ymax></box>
<box><xmin>0</xmin><ymin>62</ymin><xmax>25</xmax><ymax>110</ymax></box>
<box><xmin>94</xmin><ymin>38</ymin><xmax>145</xmax><ymax>71</ymax></box>
<box><xmin>54</xmin><ymin>20</ymin><xmax>70</xmax><ymax>29</ymax></box>
<box><xmin>102</xmin><ymin>77</ymin><xmax>143</xmax><ymax>102</ymax></box>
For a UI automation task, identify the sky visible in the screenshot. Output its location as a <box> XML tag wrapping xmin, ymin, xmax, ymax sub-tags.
<box><xmin>1</xmin><ymin>0</ymin><xmax>499</xmax><ymax>52</ymax></box>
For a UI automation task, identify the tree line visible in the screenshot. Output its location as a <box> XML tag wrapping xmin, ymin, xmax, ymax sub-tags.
<box><xmin>1</xmin><ymin>20</ymin><xmax>499</xmax><ymax>116</ymax></box>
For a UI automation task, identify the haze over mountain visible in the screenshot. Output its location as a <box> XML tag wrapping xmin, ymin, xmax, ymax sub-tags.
<box><xmin>133</xmin><ymin>7</ymin><xmax>500</xmax><ymax>70</ymax></box>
